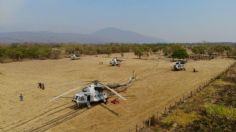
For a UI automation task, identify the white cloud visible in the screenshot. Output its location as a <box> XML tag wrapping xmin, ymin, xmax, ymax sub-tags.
<box><xmin>0</xmin><ymin>0</ymin><xmax>26</xmax><ymax>25</ymax></box>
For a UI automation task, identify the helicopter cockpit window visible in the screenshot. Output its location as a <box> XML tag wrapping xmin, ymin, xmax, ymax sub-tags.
<box><xmin>95</xmin><ymin>87</ymin><xmax>103</xmax><ymax>92</ymax></box>
<box><xmin>75</xmin><ymin>96</ymin><xmax>78</xmax><ymax>100</ymax></box>
<box><xmin>80</xmin><ymin>96</ymin><xmax>84</xmax><ymax>101</ymax></box>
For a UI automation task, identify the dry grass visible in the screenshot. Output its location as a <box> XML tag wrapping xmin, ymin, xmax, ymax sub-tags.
<box><xmin>162</xmin><ymin>110</ymin><xmax>199</xmax><ymax>127</ymax></box>
<box><xmin>0</xmin><ymin>53</ymin><xmax>234</xmax><ymax>132</ymax></box>
<box><xmin>154</xmin><ymin>65</ymin><xmax>236</xmax><ymax>131</ymax></box>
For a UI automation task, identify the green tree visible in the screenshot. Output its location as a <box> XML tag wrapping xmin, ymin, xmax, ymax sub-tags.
<box><xmin>227</xmin><ymin>48</ymin><xmax>236</xmax><ymax>57</ymax></box>
<box><xmin>192</xmin><ymin>46</ymin><xmax>207</xmax><ymax>54</ymax></box>
<box><xmin>105</xmin><ymin>47</ymin><xmax>112</xmax><ymax>57</ymax></box>
<box><xmin>163</xmin><ymin>45</ymin><xmax>182</xmax><ymax>57</ymax></box>
<box><xmin>213</xmin><ymin>46</ymin><xmax>225</xmax><ymax>55</ymax></box>
<box><xmin>134</xmin><ymin>47</ymin><xmax>144</xmax><ymax>59</ymax></box>
<box><xmin>6</xmin><ymin>47</ymin><xmax>25</xmax><ymax>60</ymax></box>
<box><xmin>172</xmin><ymin>48</ymin><xmax>189</xmax><ymax>59</ymax></box>
<box><xmin>0</xmin><ymin>48</ymin><xmax>6</xmax><ymax>58</ymax></box>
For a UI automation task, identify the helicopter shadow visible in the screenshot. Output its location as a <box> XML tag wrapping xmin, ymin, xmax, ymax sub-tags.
<box><xmin>63</xmin><ymin>100</ymin><xmax>120</xmax><ymax>117</ymax></box>
<box><xmin>99</xmin><ymin>104</ymin><xmax>120</xmax><ymax>117</ymax></box>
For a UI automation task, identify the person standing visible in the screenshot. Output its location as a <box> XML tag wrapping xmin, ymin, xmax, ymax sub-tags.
<box><xmin>19</xmin><ymin>93</ymin><xmax>23</xmax><ymax>101</ymax></box>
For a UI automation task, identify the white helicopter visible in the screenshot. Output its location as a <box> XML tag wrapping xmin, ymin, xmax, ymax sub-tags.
<box><xmin>110</xmin><ymin>57</ymin><xmax>123</xmax><ymax>66</ymax></box>
<box><xmin>70</xmin><ymin>51</ymin><xmax>80</xmax><ymax>60</ymax></box>
<box><xmin>72</xmin><ymin>80</ymin><xmax>127</xmax><ymax>108</ymax></box>
<box><xmin>50</xmin><ymin>74</ymin><xmax>136</xmax><ymax>108</ymax></box>
<box><xmin>70</xmin><ymin>54</ymin><xmax>80</xmax><ymax>60</ymax></box>
<box><xmin>173</xmin><ymin>60</ymin><xmax>186</xmax><ymax>71</ymax></box>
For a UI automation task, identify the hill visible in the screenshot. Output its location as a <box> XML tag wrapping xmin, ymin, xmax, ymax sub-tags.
<box><xmin>0</xmin><ymin>28</ymin><xmax>165</xmax><ymax>43</ymax></box>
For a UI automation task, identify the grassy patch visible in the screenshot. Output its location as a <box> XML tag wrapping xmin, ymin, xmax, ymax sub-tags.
<box><xmin>205</xmin><ymin>104</ymin><xmax>236</xmax><ymax>120</ymax></box>
<box><xmin>213</xmin><ymin>79</ymin><xmax>233</xmax><ymax>86</ymax></box>
<box><xmin>162</xmin><ymin>110</ymin><xmax>200</xmax><ymax>127</ymax></box>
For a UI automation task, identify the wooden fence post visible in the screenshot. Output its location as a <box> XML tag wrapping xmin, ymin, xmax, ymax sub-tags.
<box><xmin>148</xmin><ymin>118</ymin><xmax>151</xmax><ymax>127</ymax></box>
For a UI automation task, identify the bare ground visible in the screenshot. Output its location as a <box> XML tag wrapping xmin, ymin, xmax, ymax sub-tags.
<box><xmin>0</xmin><ymin>53</ymin><xmax>234</xmax><ymax>132</ymax></box>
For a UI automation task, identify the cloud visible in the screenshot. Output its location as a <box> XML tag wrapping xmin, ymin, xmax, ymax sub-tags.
<box><xmin>0</xmin><ymin>0</ymin><xmax>26</xmax><ymax>25</ymax></box>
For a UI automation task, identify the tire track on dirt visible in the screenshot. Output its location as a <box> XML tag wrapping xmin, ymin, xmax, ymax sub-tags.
<box><xmin>28</xmin><ymin>108</ymin><xmax>87</xmax><ymax>132</ymax></box>
<box><xmin>3</xmin><ymin>103</ymin><xmax>71</xmax><ymax>131</ymax></box>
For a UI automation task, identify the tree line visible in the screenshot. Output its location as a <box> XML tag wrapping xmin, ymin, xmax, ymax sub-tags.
<box><xmin>0</xmin><ymin>43</ymin><xmax>235</xmax><ymax>62</ymax></box>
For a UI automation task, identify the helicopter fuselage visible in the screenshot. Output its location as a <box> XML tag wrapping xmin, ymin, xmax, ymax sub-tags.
<box><xmin>173</xmin><ymin>61</ymin><xmax>185</xmax><ymax>71</ymax></box>
<box><xmin>72</xmin><ymin>84</ymin><xmax>108</xmax><ymax>108</ymax></box>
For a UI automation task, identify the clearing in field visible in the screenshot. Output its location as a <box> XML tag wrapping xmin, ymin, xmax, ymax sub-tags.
<box><xmin>0</xmin><ymin>53</ymin><xmax>235</xmax><ymax>132</ymax></box>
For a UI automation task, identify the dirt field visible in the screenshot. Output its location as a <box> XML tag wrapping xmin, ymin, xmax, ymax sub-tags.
<box><xmin>0</xmin><ymin>53</ymin><xmax>235</xmax><ymax>132</ymax></box>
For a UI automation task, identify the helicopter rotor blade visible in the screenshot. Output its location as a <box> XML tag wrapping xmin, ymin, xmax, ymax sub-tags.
<box><xmin>101</xmin><ymin>83</ymin><xmax>127</xmax><ymax>100</ymax></box>
<box><xmin>83</xmin><ymin>80</ymin><xmax>108</xmax><ymax>83</ymax></box>
<box><xmin>49</xmin><ymin>87</ymin><xmax>80</xmax><ymax>102</ymax></box>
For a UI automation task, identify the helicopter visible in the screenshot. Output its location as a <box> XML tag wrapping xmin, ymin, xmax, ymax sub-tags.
<box><xmin>50</xmin><ymin>73</ymin><xmax>136</xmax><ymax>108</ymax></box>
<box><xmin>70</xmin><ymin>54</ymin><xmax>80</xmax><ymax>60</ymax></box>
<box><xmin>173</xmin><ymin>60</ymin><xmax>186</xmax><ymax>71</ymax></box>
<box><xmin>110</xmin><ymin>57</ymin><xmax>123</xmax><ymax>66</ymax></box>
<box><xmin>72</xmin><ymin>80</ymin><xmax>127</xmax><ymax>108</ymax></box>
<box><xmin>70</xmin><ymin>51</ymin><xmax>80</xmax><ymax>60</ymax></box>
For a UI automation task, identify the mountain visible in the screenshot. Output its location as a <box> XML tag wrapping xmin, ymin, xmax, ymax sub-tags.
<box><xmin>0</xmin><ymin>28</ymin><xmax>165</xmax><ymax>43</ymax></box>
<box><xmin>91</xmin><ymin>27</ymin><xmax>164</xmax><ymax>43</ymax></box>
<box><xmin>0</xmin><ymin>32</ymin><xmax>96</xmax><ymax>43</ymax></box>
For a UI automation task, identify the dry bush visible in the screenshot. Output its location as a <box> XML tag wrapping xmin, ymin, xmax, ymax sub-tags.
<box><xmin>49</xmin><ymin>48</ymin><xmax>62</xmax><ymax>59</ymax></box>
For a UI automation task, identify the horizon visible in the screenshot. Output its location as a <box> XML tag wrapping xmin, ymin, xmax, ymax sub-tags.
<box><xmin>0</xmin><ymin>0</ymin><xmax>236</xmax><ymax>43</ymax></box>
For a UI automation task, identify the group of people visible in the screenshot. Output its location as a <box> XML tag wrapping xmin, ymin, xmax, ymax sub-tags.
<box><xmin>19</xmin><ymin>82</ymin><xmax>45</xmax><ymax>101</ymax></box>
<box><xmin>38</xmin><ymin>82</ymin><xmax>45</xmax><ymax>90</ymax></box>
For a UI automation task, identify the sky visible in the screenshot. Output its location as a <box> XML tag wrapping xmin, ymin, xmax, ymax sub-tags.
<box><xmin>0</xmin><ymin>0</ymin><xmax>236</xmax><ymax>42</ymax></box>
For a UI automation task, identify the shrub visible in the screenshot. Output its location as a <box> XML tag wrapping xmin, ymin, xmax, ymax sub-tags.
<box><xmin>49</xmin><ymin>48</ymin><xmax>62</xmax><ymax>59</ymax></box>
<box><xmin>205</xmin><ymin>104</ymin><xmax>236</xmax><ymax>120</ymax></box>
<box><xmin>6</xmin><ymin>47</ymin><xmax>25</xmax><ymax>60</ymax></box>
<box><xmin>162</xmin><ymin>110</ymin><xmax>199</xmax><ymax>127</ymax></box>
